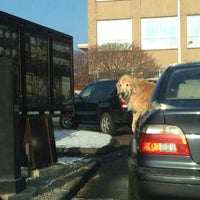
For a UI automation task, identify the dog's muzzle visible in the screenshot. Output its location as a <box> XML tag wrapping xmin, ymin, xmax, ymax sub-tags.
<box><xmin>119</xmin><ymin>92</ymin><xmax>128</xmax><ymax>100</ymax></box>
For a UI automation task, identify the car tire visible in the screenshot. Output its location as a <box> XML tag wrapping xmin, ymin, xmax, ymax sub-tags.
<box><xmin>99</xmin><ymin>112</ymin><xmax>117</xmax><ymax>135</ymax></box>
<box><xmin>59</xmin><ymin>116</ymin><xmax>78</xmax><ymax>129</ymax></box>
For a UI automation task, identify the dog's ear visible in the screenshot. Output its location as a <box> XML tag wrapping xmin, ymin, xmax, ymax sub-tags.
<box><xmin>116</xmin><ymin>76</ymin><xmax>123</xmax><ymax>91</ymax></box>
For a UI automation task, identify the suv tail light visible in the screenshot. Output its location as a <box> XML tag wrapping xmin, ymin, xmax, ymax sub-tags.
<box><xmin>139</xmin><ymin>125</ymin><xmax>190</xmax><ymax>156</ymax></box>
<box><xmin>119</xmin><ymin>99</ymin><xmax>127</xmax><ymax>108</ymax></box>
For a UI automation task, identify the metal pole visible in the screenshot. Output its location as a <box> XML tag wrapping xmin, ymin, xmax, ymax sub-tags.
<box><xmin>177</xmin><ymin>0</ymin><xmax>181</xmax><ymax>63</ymax></box>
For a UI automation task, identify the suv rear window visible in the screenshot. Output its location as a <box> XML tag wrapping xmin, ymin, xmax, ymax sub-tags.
<box><xmin>160</xmin><ymin>65</ymin><xmax>200</xmax><ymax>100</ymax></box>
<box><xmin>91</xmin><ymin>80</ymin><xmax>117</xmax><ymax>100</ymax></box>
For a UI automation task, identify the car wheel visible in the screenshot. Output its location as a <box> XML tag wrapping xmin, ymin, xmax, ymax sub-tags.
<box><xmin>59</xmin><ymin>116</ymin><xmax>78</xmax><ymax>129</ymax></box>
<box><xmin>99</xmin><ymin>112</ymin><xmax>117</xmax><ymax>135</ymax></box>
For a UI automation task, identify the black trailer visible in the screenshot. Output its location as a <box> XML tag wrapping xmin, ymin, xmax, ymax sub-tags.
<box><xmin>0</xmin><ymin>10</ymin><xmax>74</xmax><ymax>114</ymax></box>
<box><xmin>0</xmin><ymin>11</ymin><xmax>74</xmax><ymax>195</ymax></box>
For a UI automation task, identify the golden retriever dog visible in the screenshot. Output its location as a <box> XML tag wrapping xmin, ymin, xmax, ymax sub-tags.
<box><xmin>116</xmin><ymin>74</ymin><xmax>155</xmax><ymax>133</ymax></box>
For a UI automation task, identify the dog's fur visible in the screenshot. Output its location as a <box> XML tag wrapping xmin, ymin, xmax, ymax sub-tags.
<box><xmin>116</xmin><ymin>74</ymin><xmax>155</xmax><ymax>133</ymax></box>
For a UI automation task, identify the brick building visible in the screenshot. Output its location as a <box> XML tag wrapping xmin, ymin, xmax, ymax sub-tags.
<box><xmin>87</xmin><ymin>0</ymin><xmax>200</xmax><ymax>70</ymax></box>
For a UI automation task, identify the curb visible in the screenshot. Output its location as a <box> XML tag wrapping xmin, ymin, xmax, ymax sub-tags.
<box><xmin>55</xmin><ymin>161</ymin><xmax>100</xmax><ymax>200</ymax></box>
<box><xmin>57</xmin><ymin>144</ymin><xmax>116</xmax><ymax>155</ymax></box>
<box><xmin>57</xmin><ymin>137</ymin><xmax>120</xmax><ymax>156</ymax></box>
<box><xmin>8</xmin><ymin>161</ymin><xmax>100</xmax><ymax>200</ymax></box>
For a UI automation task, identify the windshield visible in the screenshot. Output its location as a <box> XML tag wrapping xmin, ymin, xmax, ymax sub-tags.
<box><xmin>160</xmin><ymin>65</ymin><xmax>200</xmax><ymax>100</ymax></box>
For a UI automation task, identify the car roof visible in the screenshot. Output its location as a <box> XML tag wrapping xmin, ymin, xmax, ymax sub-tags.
<box><xmin>96</xmin><ymin>79</ymin><xmax>117</xmax><ymax>82</ymax></box>
<box><xmin>90</xmin><ymin>79</ymin><xmax>117</xmax><ymax>85</ymax></box>
<box><xmin>160</xmin><ymin>61</ymin><xmax>200</xmax><ymax>78</ymax></box>
<box><xmin>169</xmin><ymin>61</ymin><xmax>200</xmax><ymax>68</ymax></box>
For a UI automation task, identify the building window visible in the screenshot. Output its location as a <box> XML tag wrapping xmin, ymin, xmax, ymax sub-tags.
<box><xmin>97</xmin><ymin>19</ymin><xmax>132</xmax><ymax>45</ymax></box>
<box><xmin>141</xmin><ymin>17</ymin><xmax>177</xmax><ymax>50</ymax></box>
<box><xmin>187</xmin><ymin>15</ymin><xmax>200</xmax><ymax>48</ymax></box>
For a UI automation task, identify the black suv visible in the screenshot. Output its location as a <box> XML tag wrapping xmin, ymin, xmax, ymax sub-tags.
<box><xmin>60</xmin><ymin>79</ymin><xmax>132</xmax><ymax>135</ymax></box>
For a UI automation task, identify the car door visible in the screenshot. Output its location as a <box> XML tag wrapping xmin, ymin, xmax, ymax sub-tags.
<box><xmin>86</xmin><ymin>82</ymin><xmax>107</xmax><ymax>122</ymax></box>
<box><xmin>75</xmin><ymin>83</ymin><xmax>95</xmax><ymax>122</ymax></box>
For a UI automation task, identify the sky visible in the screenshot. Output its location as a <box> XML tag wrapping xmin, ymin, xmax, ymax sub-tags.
<box><xmin>0</xmin><ymin>0</ymin><xmax>88</xmax><ymax>50</ymax></box>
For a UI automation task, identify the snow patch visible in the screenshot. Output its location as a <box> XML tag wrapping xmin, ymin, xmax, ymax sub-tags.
<box><xmin>55</xmin><ymin>129</ymin><xmax>112</xmax><ymax>148</ymax></box>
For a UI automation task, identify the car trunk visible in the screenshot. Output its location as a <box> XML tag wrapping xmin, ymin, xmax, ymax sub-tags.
<box><xmin>164</xmin><ymin>109</ymin><xmax>200</xmax><ymax>164</ymax></box>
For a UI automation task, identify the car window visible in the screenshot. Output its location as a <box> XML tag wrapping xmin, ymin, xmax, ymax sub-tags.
<box><xmin>79</xmin><ymin>84</ymin><xmax>94</xmax><ymax>100</ymax></box>
<box><xmin>101</xmin><ymin>81</ymin><xmax>117</xmax><ymax>96</ymax></box>
<box><xmin>163</xmin><ymin>66</ymin><xmax>200</xmax><ymax>100</ymax></box>
<box><xmin>90</xmin><ymin>81</ymin><xmax>117</xmax><ymax>100</ymax></box>
<box><xmin>91</xmin><ymin>82</ymin><xmax>109</xmax><ymax>100</ymax></box>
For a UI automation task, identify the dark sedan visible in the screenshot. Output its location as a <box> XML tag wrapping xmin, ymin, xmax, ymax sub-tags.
<box><xmin>128</xmin><ymin>61</ymin><xmax>200</xmax><ymax>200</ymax></box>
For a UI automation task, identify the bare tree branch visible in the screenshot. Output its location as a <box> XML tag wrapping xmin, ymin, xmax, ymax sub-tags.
<box><xmin>88</xmin><ymin>42</ymin><xmax>161</xmax><ymax>80</ymax></box>
<box><xmin>73</xmin><ymin>50</ymin><xmax>88</xmax><ymax>90</ymax></box>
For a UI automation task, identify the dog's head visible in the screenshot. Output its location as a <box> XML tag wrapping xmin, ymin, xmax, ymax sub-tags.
<box><xmin>116</xmin><ymin>74</ymin><xmax>138</xmax><ymax>102</ymax></box>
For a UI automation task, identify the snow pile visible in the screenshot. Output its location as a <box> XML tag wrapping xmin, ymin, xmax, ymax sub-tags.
<box><xmin>55</xmin><ymin>129</ymin><xmax>112</xmax><ymax>148</ymax></box>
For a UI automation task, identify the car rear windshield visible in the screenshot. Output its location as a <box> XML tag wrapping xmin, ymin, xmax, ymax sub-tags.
<box><xmin>91</xmin><ymin>80</ymin><xmax>117</xmax><ymax>100</ymax></box>
<box><xmin>160</xmin><ymin>65</ymin><xmax>200</xmax><ymax>100</ymax></box>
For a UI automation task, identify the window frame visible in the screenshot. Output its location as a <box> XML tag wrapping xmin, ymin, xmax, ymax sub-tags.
<box><xmin>187</xmin><ymin>15</ymin><xmax>200</xmax><ymax>48</ymax></box>
<box><xmin>97</xmin><ymin>19</ymin><xmax>132</xmax><ymax>46</ymax></box>
<box><xmin>141</xmin><ymin>17</ymin><xmax>178</xmax><ymax>50</ymax></box>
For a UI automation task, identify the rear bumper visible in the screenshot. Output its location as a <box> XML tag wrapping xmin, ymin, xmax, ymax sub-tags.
<box><xmin>112</xmin><ymin>110</ymin><xmax>132</xmax><ymax>125</ymax></box>
<box><xmin>128</xmin><ymin>157</ymin><xmax>200</xmax><ymax>199</ymax></box>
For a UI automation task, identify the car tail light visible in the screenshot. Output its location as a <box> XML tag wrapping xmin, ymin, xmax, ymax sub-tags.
<box><xmin>119</xmin><ymin>99</ymin><xmax>127</xmax><ymax>108</ymax></box>
<box><xmin>139</xmin><ymin>125</ymin><xmax>190</xmax><ymax>156</ymax></box>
